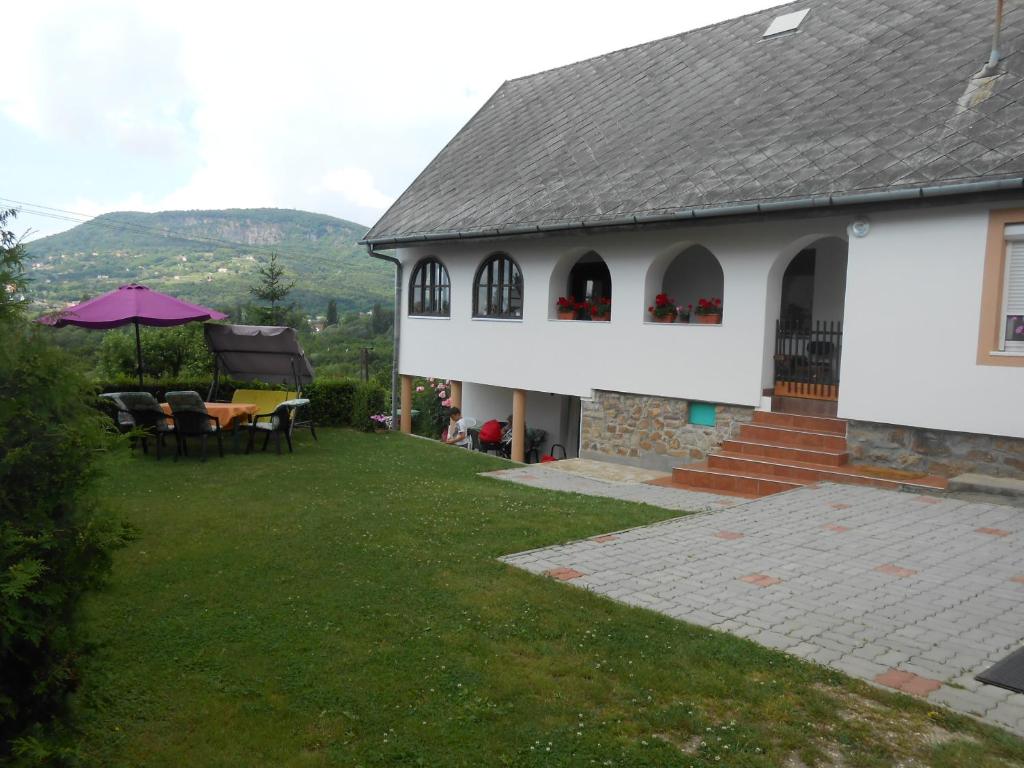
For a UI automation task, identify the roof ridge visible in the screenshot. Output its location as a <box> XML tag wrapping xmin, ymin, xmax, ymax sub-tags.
<box><xmin>505</xmin><ymin>0</ymin><xmax>799</xmax><ymax>85</ymax></box>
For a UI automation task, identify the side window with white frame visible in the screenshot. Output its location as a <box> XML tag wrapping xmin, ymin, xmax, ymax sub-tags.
<box><xmin>1002</xmin><ymin>225</ymin><xmax>1024</xmax><ymax>353</ymax></box>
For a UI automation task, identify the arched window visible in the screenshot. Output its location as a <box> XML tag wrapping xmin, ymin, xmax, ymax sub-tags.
<box><xmin>473</xmin><ymin>253</ymin><xmax>523</xmax><ymax>319</ymax></box>
<box><xmin>408</xmin><ymin>258</ymin><xmax>450</xmax><ymax>317</ymax></box>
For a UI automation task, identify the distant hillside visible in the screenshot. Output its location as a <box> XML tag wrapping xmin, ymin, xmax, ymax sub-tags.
<box><xmin>24</xmin><ymin>208</ymin><xmax>392</xmax><ymax>316</ymax></box>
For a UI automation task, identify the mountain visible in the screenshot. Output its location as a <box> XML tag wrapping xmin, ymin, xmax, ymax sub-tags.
<box><xmin>23</xmin><ymin>208</ymin><xmax>393</xmax><ymax>317</ymax></box>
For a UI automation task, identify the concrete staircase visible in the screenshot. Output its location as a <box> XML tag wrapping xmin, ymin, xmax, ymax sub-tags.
<box><xmin>666</xmin><ymin>411</ymin><xmax>947</xmax><ymax>497</ymax></box>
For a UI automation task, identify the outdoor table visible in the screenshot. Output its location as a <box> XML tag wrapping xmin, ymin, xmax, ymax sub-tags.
<box><xmin>161</xmin><ymin>401</ymin><xmax>259</xmax><ymax>452</ymax></box>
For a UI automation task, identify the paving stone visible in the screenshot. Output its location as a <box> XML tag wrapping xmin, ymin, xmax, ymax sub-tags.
<box><xmin>493</xmin><ymin>471</ymin><xmax>1024</xmax><ymax>736</ymax></box>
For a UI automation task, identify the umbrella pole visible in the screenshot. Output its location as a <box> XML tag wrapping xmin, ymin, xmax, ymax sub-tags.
<box><xmin>134</xmin><ymin>320</ymin><xmax>144</xmax><ymax>388</ymax></box>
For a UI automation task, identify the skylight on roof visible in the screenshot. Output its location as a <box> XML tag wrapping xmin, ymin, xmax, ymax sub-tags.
<box><xmin>762</xmin><ymin>8</ymin><xmax>809</xmax><ymax>38</ymax></box>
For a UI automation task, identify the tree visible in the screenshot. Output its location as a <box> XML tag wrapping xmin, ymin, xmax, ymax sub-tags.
<box><xmin>0</xmin><ymin>211</ymin><xmax>130</xmax><ymax>757</ymax></box>
<box><xmin>249</xmin><ymin>253</ymin><xmax>295</xmax><ymax>326</ymax></box>
<box><xmin>0</xmin><ymin>208</ymin><xmax>28</xmax><ymax>321</ymax></box>
<box><xmin>325</xmin><ymin>299</ymin><xmax>338</xmax><ymax>327</ymax></box>
<box><xmin>370</xmin><ymin>302</ymin><xmax>393</xmax><ymax>335</ymax></box>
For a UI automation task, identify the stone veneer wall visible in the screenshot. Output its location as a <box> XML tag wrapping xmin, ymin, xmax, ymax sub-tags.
<box><xmin>580</xmin><ymin>390</ymin><xmax>753</xmax><ymax>473</ymax></box>
<box><xmin>847</xmin><ymin>421</ymin><xmax>1024</xmax><ymax>479</ymax></box>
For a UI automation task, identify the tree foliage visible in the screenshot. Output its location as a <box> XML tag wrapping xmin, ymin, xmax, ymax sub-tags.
<box><xmin>249</xmin><ymin>253</ymin><xmax>296</xmax><ymax>326</ymax></box>
<box><xmin>96</xmin><ymin>323</ymin><xmax>214</xmax><ymax>381</ymax></box>
<box><xmin>0</xmin><ymin>209</ymin><xmax>28</xmax><ymax>321</ymax></box>
<box><xmin>325</xmin><ymin>299</ymin><xmax>338</xmax><ymax>327</ymax></box>
<box><xmin>0</xmin><ymin>213</ymin><xmax>131</xmax><ymax>760</ymax></box>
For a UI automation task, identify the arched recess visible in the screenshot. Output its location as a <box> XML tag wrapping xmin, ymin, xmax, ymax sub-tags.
<box><xmin>642</xmin><ymin>244</ymin><xmax>724</xmax><ymax>322</ymax></box>
<box><xmin>473</xmin><ymin>252</ymin><xmax>524</xmax><ymax>319</ymax></box>
<box><xmin>760</xmin><ymin>234</ymin><xmax>849</xmax><ymax>393</ymax></box>
<box><xmin>547</xmin><ymin>250</ymin><xmax>612</xmax><ymax>319</ymax></box>
<box><xmin>408</xmin><ymin>257</ymin><xmax>450</xmax><ymax>317</ymax></box>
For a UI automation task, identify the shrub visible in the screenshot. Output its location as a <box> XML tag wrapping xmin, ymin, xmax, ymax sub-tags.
<box><xmin>304</xmin><ymin>379</ymin><xmax>359</xmax><ymax>427</ymax></box>
<box><xmin>351</xmin><ymin>382</ymin><xmax>386</xmax><ymax>432</ymax></box>
<box><xmin>411</xmin><ymin>378</ymin><xmax>449</xmax><ymax>438</ymax></box>
<box><xmin>0</xmin><ymin>317</ymin><xmax>131</xmax><ymax>756</ymax></box>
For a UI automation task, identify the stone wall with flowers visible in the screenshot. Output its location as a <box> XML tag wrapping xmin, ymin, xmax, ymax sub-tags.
<box><xmin>579</xmin><ymin>390</ymin><xmax>753</xmax><ymax>472</ymax></box>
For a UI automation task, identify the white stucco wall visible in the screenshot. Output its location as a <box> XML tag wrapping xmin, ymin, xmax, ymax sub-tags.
<box><xmin>840</xmin><ymin>203</ymin><xmax>1024</xmax><ymax>438</ymax></box>
<box><xmin>390</xmin><ymin>199</ymin><xmax>1024</xmax><ymax>439</ymax></box>
<box><xmin>460</xmin><ymin>383</ymin><xmax>576</xmax><ymax>458</ymax></box>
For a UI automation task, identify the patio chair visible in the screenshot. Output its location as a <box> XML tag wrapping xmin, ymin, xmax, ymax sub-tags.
<box><xmin>243</xmin><ymin>400</ymin><xmax>294</xmax><ymax>455</ymax></box>
<box><xmin>165</xmin><ymin>390</ymin><xmax>223</xmax><ymax>461</ymax></box>
<box><xmin>98</xmin><ymin>392</ymin><xmax>136</xmax><ymax>434</ymax></box>
<box><xmin>117</xmin><ymin>391</ymin><xmax>174</xmax><ymax>460</ymax></box>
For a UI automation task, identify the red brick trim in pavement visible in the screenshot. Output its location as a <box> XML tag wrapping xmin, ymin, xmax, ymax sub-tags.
<box><xmin>874</xmin><ymin>563</ymin><xmax>918</xmax><ymax>578</ymax></box>
<box><xmin>976</xmin><ymin>527</ymin><xmax>1011</xmax><ymax>537</ymax></box>
<box><xmin>874</xmin><ymin>669</ymin><xmax>942</xmax><ymax>697</ymax></box>
<box><xmin>591</xmin><ymin>534</ymin><xmax>619</xmax><ymax>543</ymax></box>
<box><xmin>1011</xmin><ymin>575</ymin><xmax>1024</xmax><ymax>584</ymax></box>
<box><xmin>714</xmin><ymin>531</ymin><xmax>744</xmax><ymax>540</ymax></box>
<box><xmin>823</xmin><ymin>524</ymin><xmax>850</xmax><ymax>533</ymax></box>
<box><xmin>830</xmin><ymin>503</ymin><xmax>850</xmax><ymax>510</ymax></box>
<box><xmin>545</xmin><ymin>567</ymin><xmax>584</xmax><ymax>581</ymax></box>
<box><xmin>740</xmin><ymin>573</ymin><xmax>782</xmax><ymax>587</ymax></box>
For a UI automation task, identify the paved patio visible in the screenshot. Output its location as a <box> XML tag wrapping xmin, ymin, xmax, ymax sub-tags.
<box><xmin>491</xmin><ymin>464</ymin><xmax>1024</xmax><ymax>736</ymax></box>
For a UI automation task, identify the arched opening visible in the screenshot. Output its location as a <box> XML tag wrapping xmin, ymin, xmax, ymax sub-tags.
<box><xmin>557</xmin><ymin>251</ymin><xmax>612</xmax><ymax>320</ymax></box>
<box><xmin>647</xmin><ymin>244</ymin><xmax>724</xmax><ymax>323</ymax></box>
<box><xmin>766</xmin><ymin>236</ymin><xmax>848</xmax><ymax>403</ymax></box>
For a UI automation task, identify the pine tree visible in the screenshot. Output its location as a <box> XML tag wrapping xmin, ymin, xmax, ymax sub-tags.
<box><xmin>326</xmin><ymin>299</ymin><xmax>339</xmax><ymax>326</ymax></box>
<box><xmin>249</xmin><ymin>253</ymin><xmax>296</xmax><ymax>326</ymax></box>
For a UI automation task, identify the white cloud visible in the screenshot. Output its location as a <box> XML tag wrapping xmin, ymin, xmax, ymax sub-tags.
<box><xmin>7</xmin><ymin>0</ymin><xmax>786</xmax><ymax>237</ymax></box>
<box><xmin>320</xmin><ymin>168</ymin><xmax>394</xmax><ymax>211</ymax></box>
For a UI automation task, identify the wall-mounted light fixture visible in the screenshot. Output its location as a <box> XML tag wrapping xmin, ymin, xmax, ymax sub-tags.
<box><xmin>849</xmin><ymin>217</ymin><xmax>871</xmax><ymax>238</ymax></box>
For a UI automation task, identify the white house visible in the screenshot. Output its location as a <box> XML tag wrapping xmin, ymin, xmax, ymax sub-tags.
<box><xmin>364</xmin><ymin>0</ymin><xmax>1024</xmax><ymax>489</ymax></box>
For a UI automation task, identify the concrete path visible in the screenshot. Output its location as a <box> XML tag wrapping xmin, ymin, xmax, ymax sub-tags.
<box><xmin>491</xmin><ymin>465</ymin><xmax>1024</xmax><ymax>736</ymax></box>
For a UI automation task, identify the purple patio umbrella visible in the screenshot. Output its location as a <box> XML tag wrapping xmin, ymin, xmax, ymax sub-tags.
<box><xmin>39</xmin><ymin>283</ymin><xmax>227</xmax><ymax>387</ymax></box>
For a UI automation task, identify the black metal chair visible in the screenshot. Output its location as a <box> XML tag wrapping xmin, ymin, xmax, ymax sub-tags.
<box><xmin>165</xmin><ymin>390</ymin><xmax>223</xmax><ymax>461</ymax></box>
<box><xmin>118</xmin><ymin>391</ymin><xmax>174</xmax><ymax>460</ymax></box>
<box><xmin>244</xmin><ymin>401</ymin><xmax>294</xmax><ymax>455</ymax></box>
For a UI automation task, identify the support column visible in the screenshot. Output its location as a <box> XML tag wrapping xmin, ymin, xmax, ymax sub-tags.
<box><xmin>400</xmin><ymin>374</ymin><xmax>413</xmax><ymax>433</ymax></box>
<box><xmin>511</xmin><ymin>388</ymin><xmax>526</xmax><ymax>463</ymax></box>
<box><xmin>450</xmin><ymin>380</ymin><xmax>462</xmax><ymax>410</ymax></box>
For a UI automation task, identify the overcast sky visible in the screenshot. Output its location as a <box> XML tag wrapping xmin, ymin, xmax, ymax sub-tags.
<box><xmin>3</xmin><ymin>0</ymin><xmax>785</xmax><ymax>240</ymax></box>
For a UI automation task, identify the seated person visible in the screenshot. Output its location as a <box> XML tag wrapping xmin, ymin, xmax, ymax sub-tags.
<box><xmin>441</xmin><ymin>407</ymin><xmax>472</xmax><ymax>448</ymax></box>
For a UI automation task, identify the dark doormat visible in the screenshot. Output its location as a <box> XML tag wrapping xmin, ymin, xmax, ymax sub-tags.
<box><xmin>976</xmin><ymin>646</ymin><xmax>1024</xmax><ymax>694</ymax></box>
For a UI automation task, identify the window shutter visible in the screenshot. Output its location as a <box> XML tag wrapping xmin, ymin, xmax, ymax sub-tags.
<box><xmin>1008</xmin><ymin>242</ymin><xmax>1024</xmax><ymax>314</ymax></box>
<box><xmin>1006</xmin><ymin>242</ymin><xmax>1024</xmax><ymax>348</ymax></box>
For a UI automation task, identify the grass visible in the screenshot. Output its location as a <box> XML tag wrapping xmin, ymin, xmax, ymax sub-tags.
<box><xmin>71</xmin><ymin>430</ymin><xmax>1024</xmax><ymax>766</ymax></box>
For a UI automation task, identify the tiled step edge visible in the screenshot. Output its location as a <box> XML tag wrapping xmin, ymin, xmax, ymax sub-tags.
<box><xmin>721</xmin><ymin>439</ymin><xmax>849</xmax><ymax>467</ymax></box>
<box><xmin>707</xmin><ymin>453</ymin><xmax>947</xmax><ymax>491</ymax></box>
<box><xmin>739</xmin><ymin>424</ymin><xmax>848</xmax><ymax>451</ymax></box>
<box><xmin>671</xmin><ymin>465</ymin><xmax>804</xmax><ymax>497</ymax></box>
<box><xmin>752</xmin><ymin>410</ymin><xmax>848</xmax><ymax>435</ymax></box>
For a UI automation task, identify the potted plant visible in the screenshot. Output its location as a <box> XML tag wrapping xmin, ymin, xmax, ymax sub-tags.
<box><xmin>370</xmin><ymin>413</ymin><xmax>392</xmax><ymax>433</ymax></box>
<box><xmin>590</xmin><ymin>297</ymin><xmax>611</xmax><ymax>321</ymax></box>
<box><xmin>695</xmin><ymin>297</ymin><xmax>723</xmax><ymax>324</ymax></box>
<box><xmin>647</xmin><ymin>293</ymin><xmax>677</xmax><ymax>323</ymax></box>
<box><xmin>555</xmin><ymin>296</ymin><xmax>578</xmax><ymax>320</ymax></box>
<box><xmin>676</xmin><ymin>303</ymin><xmax>692</xmax><ymax>322</ymax></box>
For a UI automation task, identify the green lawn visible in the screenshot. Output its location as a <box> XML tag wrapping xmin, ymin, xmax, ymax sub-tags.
<box><xmin>72</xmin><ymin>430</ymin><xmax>1024</xmax><ymax>766</ymax></box>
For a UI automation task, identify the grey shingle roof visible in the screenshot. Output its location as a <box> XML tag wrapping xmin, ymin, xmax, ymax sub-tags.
<box><xmin>365</xmin><ymin>0</ymin><xmax>1024</xmax><ymax>244</ymax></box>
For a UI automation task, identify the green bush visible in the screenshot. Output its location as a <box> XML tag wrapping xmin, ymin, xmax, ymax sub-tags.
<box><xmin>351</xmin><ymin>382</ymin><xmax>386</xmax><ymax>432</ymax></box>
<box><xmin>0</xmin><ymin>317</ymin><xmax>131</xmax><ymax>757</ymax></box>
<box><xmin>304</xmin><ymin>379</ymin><xmax>358</xmax><ymax>427</ymax></box>
<box><xmin>412</xmin><ymin>378</ymin><xmax>449</xmax><ymax>438</ymax></box>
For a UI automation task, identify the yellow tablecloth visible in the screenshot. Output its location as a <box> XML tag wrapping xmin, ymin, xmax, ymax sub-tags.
<box><xmin>160</xmin><ymin>402</ymin><xmax>259</xmax><ymax>431</ymax></box>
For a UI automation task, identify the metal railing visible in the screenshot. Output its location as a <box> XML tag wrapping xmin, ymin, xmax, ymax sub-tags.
<box><xmin>773</xmin><ymin>319</ymin><xmax>843</xmax><ymax>399</ymax></box>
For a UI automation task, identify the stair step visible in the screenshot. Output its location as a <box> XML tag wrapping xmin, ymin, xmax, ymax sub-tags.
<box><xmin>721</xmin><ymin>439</ymin><xmax>849</xmax><ymax>466</ymax></box>
<box><xmin>752</xmin><ymin>410</ymin><xmax>847</xmax><ymax>435</ymax></box>
<box><xmin>671</xmin><ymin>463</ymin><xmax>803</xmax><ymax>497</ymax></box>
<box><xmin>739</xmin><ymin>423</ymin><xmax>848</xmax><ymax>452</ymax></box>
<box><xmin>707</xmin><ymin>453</ymin><xmax>947</xmax><ymax>491</ymax></box>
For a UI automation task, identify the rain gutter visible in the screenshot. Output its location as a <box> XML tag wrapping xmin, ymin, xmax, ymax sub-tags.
<box><xmin>366</xmin><ymin>245</ymin><xmax>402</xmax><ymax>430</ymax></box>
<box><xmin>360</xmin><ymin>177</ymin><xmax>1024</xmax><ymax>247</ymax></box>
